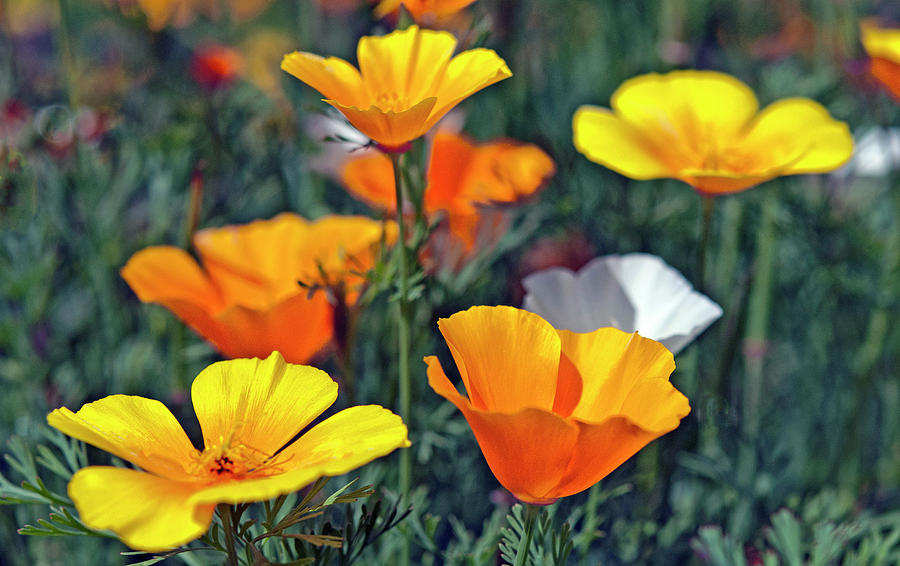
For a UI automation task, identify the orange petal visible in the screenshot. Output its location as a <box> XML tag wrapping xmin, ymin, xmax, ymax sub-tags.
<box><xmin>191</xmin><ymin>352</ymin><xmax>338</xmax><ymax>457</ymax></box>
<box><xmin>463</xmin><ymin>141</ymin><xmax>555</xmax><ymax>204</ymax></box>
<box><xmin>557</xmin><ymin>328</ymin><xmax>676</xmax><ymax>422</ymax></box>
<box><xmin>425</xmin><ymin>132</ymin><xmax>477</xmax><ymax>209</ymax></box>
<box><xmin>47</xmin><ymin>396</ymin><xmax>198</xmax><ymax>481</ymax></box>
<box><xmin>121</xmin><ymin>246</ymin><xmax>224</xmax><ymax>314</ymax></box>
<box><xmin>328</xmin><ymin>96</ymin><xmax>437</xmax><ymax>148</ymax></box>
<box><xmin>436</xmin><ymin>305</ymin><xmax>561</xmax><ymax>412</ymax></box>
<box><xmin>280</xmin><ymin>52</ymin><xmax>368</xmax><ymax>108</ymax></box>
<box><xmin>340</xmin><ymin>152</ymin><xmax>397</xmax><ymax>211</ymax></box>
<box><xmin>871</xmin><ymin>56</ymin><xmax>900</xmax><ymax>101</ymax></box>
<box><xmin>191</xmin><ymin>405</ymin><xmax>409</xmax><ymax>506</ymax></box>
<box><xmin>425</xmin><ymin>356</ymin><xmax>576</xmax><ymax>503</ymax></box>
<box><xmin>69</xmin><ymin>467</ymin><xmax>213</xmax><ymax>552</ymax></box>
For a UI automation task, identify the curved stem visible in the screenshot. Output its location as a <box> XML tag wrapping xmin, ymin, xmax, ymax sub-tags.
<box><xmin>390</xmin><ymin>152</ymin><xmax>412</xmax><ymax>566</ymax></box>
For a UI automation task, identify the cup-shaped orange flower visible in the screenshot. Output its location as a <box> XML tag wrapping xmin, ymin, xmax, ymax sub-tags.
<box><xmin>340</xmin><ymin>131</ymin><xmax>554</xmax><ymax>251</ymax></box>
<box><xmin>573</xmin><ymin>70</ymin><xmax>853</xmax><ymax>195</ymax></box>
<box><xmin>861</xmin><ymin>20</ymin><xmax>900</xmax><ymax>102</ymax></box>
<box><xmin>47</xmin><ymin>352</ymin><xmax>410</xmax><ymax>551</ymax></box>
<box><xmin>281</xmin><ymin>25</ymin><xmax>511</xmax><ymax>150</ymax></box>
<box><xmin>121</xmin><ymin>213</ymin><xmax>395</xmax><ymax>363</ymax></box>
<box><xmin>425</xmin><ymin>305</ymin><xmax>690</xmax><ymax>504</ymax></box>
<box><xmin>374</xmin><ymin>0</ymin><xmax>477</xmax><ymax>24</ymax></box>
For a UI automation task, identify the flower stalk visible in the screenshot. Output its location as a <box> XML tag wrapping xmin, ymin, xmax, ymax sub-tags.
<box><xmin>218</xmin><ymin>504</ymin><xmax>240</xmax><ymax>566</ymax></box>
<box><xmin>513</xmin><ymin>504</ymin><xmax>540</xmax><ymax>566</ymax></box>
<box><xmin>696</xmin><ymin>195</ymin><xmax>715</xmax><ymax>290</ymax></box>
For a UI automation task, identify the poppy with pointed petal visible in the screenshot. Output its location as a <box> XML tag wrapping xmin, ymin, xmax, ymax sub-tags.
<box><xmin>281</xmin><ymin>25</ymin><xmax>511</xmax><ymax>150</ymax></box>
<box><xmin>425</xmin><ymin>305</ymin><xmax>690</xmax><ymax>504</ymax></box>
<box><xmin>573</xmin><ymin>70</ymin><xmax>853</xmax><ymax>195</ymax></box>
<box><xmin>121</xmin><ymin>214</ymin><xmax>396</xmax><ymax>363</ymax></box>
<box><xmin>47</xmin><ymin>352</ymin><xmax>410</xmax><ymax>551</ymax></box>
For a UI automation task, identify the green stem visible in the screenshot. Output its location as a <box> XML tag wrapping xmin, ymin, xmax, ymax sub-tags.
<box><xmin>56</xmin><ymin>0</ymin><xmax>79</xmax><ymax>108</ymax></box>
<box><xmin>390</xmin><ymin>152</ymin><xmax>412</xmax><ymax>566</ymax></box>
<box><xmin>218</xmin><ymin>504</ymin><xmax>240</xmax><ymax>566</ymax></box>
<box><xmin>514</xmin><ymin>504</ymin><xmax>539</xmax><ymax>566</ymax></box>
<box><xmin>696</xmin><ymin>196</ymin><xmax>715</xmax><ymax>290</ymax></box>
<box><xmin>742</xmin><ymin>188</ymin><xmax>778</xmax><ymax>440</ymax></box>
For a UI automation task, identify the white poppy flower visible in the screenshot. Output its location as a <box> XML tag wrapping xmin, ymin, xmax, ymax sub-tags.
<box><xmin>522</xmin><ymin>253</ymin><xmax>723</xmax><ymax>354</ymax></box>
<box><xmin>833</xmin><ymin>128</ymin><xmax>900</xmax><ymax>178</ymax></box>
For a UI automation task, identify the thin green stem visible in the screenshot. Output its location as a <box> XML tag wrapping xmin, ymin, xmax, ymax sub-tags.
<box><xmin>218</xmin><ymin>504</ymin><xmax>240</xmax><ymax>566</ymax></box>
<box><xmin>696</xmin><ymin>196</ymin><xmax>715</xmax><ymax>290</ymax></box>
<box><xmin>390</xmin><ymin>152</ymin><xmax>412</xmax><ymax>566</ymax></box>
<box><xmin>55</xmin><ymin>0</ymin><xmax>79</xmax><ymax>108</ymax></box>
<box><xmin>514</xmin><ymin>504</ymin><xmax>540</xmax><ymax>566</ymax></box>
<box><xmin>742</xmin><ymin>188</ymin><xmax>778</xmax><ymax>440</ymax></box>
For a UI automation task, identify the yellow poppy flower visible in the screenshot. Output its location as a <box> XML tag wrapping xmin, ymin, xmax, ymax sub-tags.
<box><xmin>860</xmin><ymin>20</ymin><xmax>900</xmax><ymax>102</ymax></box>
<box><xmin>281</xmin><ymin>25</ymin><xmax>511</xmax><ymax>150</ymax></box>
<box><xmin>121</xmin><ymin>214</ymin><xmax>395</xmax><ymax>364</ymax></box>
<box><xmin>573</xmin><ymin>70</ymin><xmax>853</xmax><ymax>195</ymax></box>
<box><xmin>426</xmin><ymin>305</ymin><xmax>690</xmax><ymax>504</ymax></box>
<box><xmin>47</xmin><ymin>352</ymin><xmax>410</xmax><ymax>551</ymax></box>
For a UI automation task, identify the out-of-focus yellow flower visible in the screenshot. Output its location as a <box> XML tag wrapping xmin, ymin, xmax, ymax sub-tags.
<box><xmin>374</xmin><ymin>0</ymin><xmax>476</xmax><ymax>24</ymax></box>
<box><xmin>573</xmin><ymin>70</ymin><xmax>853</xmax><ymax>195</ymax></box>
<box><xmin>281</xmin><ymin>25</ymin><xmax>511</xmax><ymax>150</ymax></box>
<box><xmin>48</xmin><ymin>352</ymin><xmax>410</xmax><ymax>551</ymax></box>
<box><xmin>861</xmin><ymin>20</ymin><xmax>900</xmax><ymax>102</ymax></box>
<box><xmin>121</xmin><ymin>214</ymin><xmax>396</xmax><ymax>363</ymax></box>
<box><xmin>426</xmin><ymin>306</ymin><xmax>690</xmax><ymax>504</ymax></box>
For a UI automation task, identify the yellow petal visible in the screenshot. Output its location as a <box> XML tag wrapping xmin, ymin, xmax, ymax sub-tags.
<box><xmin>191</xmin><ymin>352</ymin><xmax>338</xmax><ymax>456</ymax></box>
<box><xmin>573</xmin><ymin>105</ymin><xmax>674</xmax><ymax>180</ymax></box>
<box><xmin>47</xmin><ymin>396</ymin><xmax>198</xmax><ymax>481</ymax></box>
<box><xmin>428</xmin><ymin>48</ymin><xmax>512</xmax><ymax>130</ymax></box>
<box><xmin>436</xmin><ymin>305</ymin><xmax>561</xmax><ymax>412</ymax></box>
<box><xmin>425</xmin><ymin>356</ymin><xmax>576</xmax><ymax>503</ymax></box>
<box><xmin>742</xmin><ymin>98</ymin><xmax>853</xmax><ymax>174</ymax></box>
<box><xmin>121</xmin><ymin>246</ymin><xmax>225</xmax><ymax>314</ymax></box>
<box><xmin>357</xmin><ymin>26</ymin><xmax>457</xmax><ymax>108</ymax></box>
<box><xmin>328</xmin><ymin>96</ymin><xmax>437</xmax><ymax>148</ymax></box>
<box><xmin>280</xmin><ymin>52</ymin><xmax>368</xmax><ymax>108</ymax></box>
<box><xmin>69</xmin><ymin>467</ymin><xmax>213</xmax><ymax>552</ymax></box>
<box><xmin>860</xmin><ymin>19</ymin><xmax>900</xmax><ymax>62</ymax></box>
<box><xmin>557</xmin><ymin>328</ymin><xmax>676</xmax><ymax>423</ymax></box>
<box><xmin>190</xmin><ymin>405</ymin><xmax>409</xmax><ymax>505</ymax></box>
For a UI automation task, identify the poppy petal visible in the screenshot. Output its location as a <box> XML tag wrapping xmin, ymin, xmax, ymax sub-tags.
<box><xmin>429</xmin><ymin>48</ymin><xmax>512</xmax><ymax>129</ymax></box>
<box><xmin>190</xmin><ymin>405</ymin><xmax>409</xmax><ymax>505</ymax></box>
<box><xmin>437</xmin><ymin>305</ymin><xmax>561</xmax><ymax>412</ymax></box>
<box><xmin>47</xmin><ymin>396</ymin><xmax>198</xmax><ymax>481</ymax></box>
<box><xmin>328</xmin><ymin>97</ymin><xmax>437</xmax><ymax>149</ymax></box>
<box><xmin>191</xmin><ymin>353</ymin><xmax>338</xmax><ymax>457</ymax></box>
<box><xmin>280</xmin><ymin>52</ymin><xmax>368</xmax><ymax>108</ymax></box>
<box><xmin>121</xmin><ymin>246</ymin><xmax>224</xmax><ymax>314</ymax></box>
<box><xmin>68</xmin><ymin>467</ymin><xmax>213</xmax><ymax>552</ymax></box>
<box><xmin>340</xmin><ymin>152</ymin><xmax>397</xmax><ymax>211</ymax></box>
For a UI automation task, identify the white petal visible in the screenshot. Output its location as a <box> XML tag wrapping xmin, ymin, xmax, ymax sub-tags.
<box><xmin>832</xmin><ymin>127</ymin><xmax>900</xmax><ymax>178</ymax></box>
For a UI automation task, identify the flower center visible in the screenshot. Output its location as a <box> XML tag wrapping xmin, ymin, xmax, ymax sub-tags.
<box><xmin>192</xmin><ymin>440</ymin><xmax>281</xmax><ymax>482</ymax></box>
<box><xmin>375</xmin><ymin>92</ymin><xmax>410</xmax><ymax>113</ymax></box>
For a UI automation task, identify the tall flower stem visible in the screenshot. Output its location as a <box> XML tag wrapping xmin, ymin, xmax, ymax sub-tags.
<box><xmin>218</xmin><ymin>504</ymin><xmax>240</xmax><ymax>566</ymax></box>
<box><xmin>56</xmin><ymin>0</ymin><xmax>79</xmax><ymax>108</ymax></box>
<box><xmin>390</xmin><ymin>152</ymin><xmax>412</xmax><ymax>566</ymax></box>
<box><xmin>742</xmin><ymin>188</ymin><xmax>778</xmax><ymax>440</ymax></box>
<box><xmin>696</xmin><ymin>195</ymin><xmax>715</xmax><ymax>290</ymax></box>
<box><xmin>514</xmin><ymin>504</ymin><xmax>540</xmax><ymax>566</ymax></box>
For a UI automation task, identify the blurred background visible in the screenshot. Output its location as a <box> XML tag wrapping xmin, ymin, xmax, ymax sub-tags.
<box><xmin>2</xmin><ymin>0</ymin><xmax>900</xmax><ymax>564</ymax></box>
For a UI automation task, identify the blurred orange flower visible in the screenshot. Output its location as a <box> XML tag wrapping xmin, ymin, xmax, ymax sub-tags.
<box><xmin>340</xmin><ymin>130</ymin><xmax>554</xmax><ymax>255</ymax></box>
<box><xmin>190</xmin><ymin>44</ymin><xmax>243</xmax><ymax>91</ymax></box>
<box><xmin>374</xmin><ymin>0</ymin><xmax>476</xmax><ymax>24</ymax></box>
<box><xmin>121</xmin><ymin>214</ymin><xmax>395</xmax><ymax>363</ymax></box>
<box><xmin>281</xmin><ymin>25</ymin><xmax>511</xmax><ymax>150</ymax></box>
<box><xmin>861</xmin><ymin>20</ymin><xmax>900</xmax><ymax>102</ymax></box>
<box><xmin>426</xmin><ymin>305</ymin><xmax>690</xmax><ymax>504</ymax></box>
<box><xmin>128</xmin><ymin>0</ymin><xmax>270</xmax><ymax>30</ymax></box>
<box><xmin>573</xmin><ymin>70</ymin><xmax>853</xmax><ymax>195</ymax></box>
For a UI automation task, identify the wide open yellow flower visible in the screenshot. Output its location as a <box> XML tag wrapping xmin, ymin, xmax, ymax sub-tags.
<box><xmin>121</xmin><ymin>214</ymin><xmax>395</xmax><ymax>363</ymax></box>
<box><xmin>281</xmin><ymin>25</ymin><xmax>511</xmax><ymax>150</ymax></box>
<box><xmin>861</xmin><ymin>20</ymin><xmax>900</xmax><ymax>102</ymax></box>
<box><xmin>573</xmin><ymin>70</ymin><xmax>853</xmax><ymax>195</ymax></box>
<box><xmin>425</xmin><ymin>305</ymin><xmax>690</xmax><ymax>504</ymax></box>
<box><xmin>47</xmin><ymin>352</ymin><xmax>410</xmax><ymax>551</ymax></box>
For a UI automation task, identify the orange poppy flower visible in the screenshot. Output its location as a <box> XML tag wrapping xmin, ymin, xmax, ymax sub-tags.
<box><xmin>374</xmin><ymin>0</ymin><xmax>477</xmax><ymax>24</ymax></box>
<box><xmin>190</xmin><ymin>44</ymin><xmax>243</xmax><ymax>91</ymax></box>
<box><xmin>861</xmin><ymin>20</ymin><xmax>900</xmax><ymax>102</ymax></box>
<box><xmin>48</xmin><ymin>352</ymin><xmax>410</xmax><ymax>551</ymax></box>
<box><xmin>573</xmin><ymin>70</ymin><xmax>853</xmax><ymax>195</ymax></box>
<box><xmin>121</xmin><ymin>214</ymin><xmax>396</xmax><ymax>363</ymax></box>
<box><xmin>340</xmin><ymin>130</ymin><xmax>554</xmax><ymax>252</ymax></box>
<box><xmin>425</xmin><ymin>305</ymin><xmax>690</xmax><ymax>504</ymax></box>
<box><xmin>130</xmin><ymin>0</ymin><xmax>270</xmax><ymax>30</ymax></box>
<box><xmin>281</xmin><ymin>25</ymin><xmax>511</xmax><ymax>150</ymax></box>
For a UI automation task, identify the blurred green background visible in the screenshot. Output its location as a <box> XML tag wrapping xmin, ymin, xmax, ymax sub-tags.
<box><xmin>2</xmin><ymin>0</ymin><xmax>900</xmax><ymax>564</ymax></box>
